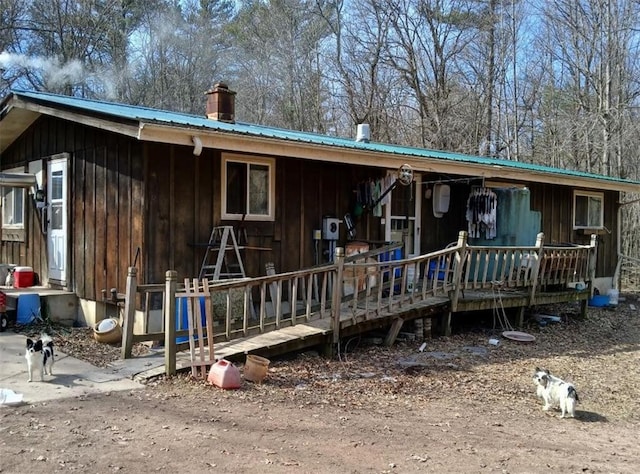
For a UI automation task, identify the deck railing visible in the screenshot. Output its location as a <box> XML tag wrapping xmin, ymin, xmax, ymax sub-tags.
<box><xmin>121</xmin><ymin>232</ymin><xmax>597</xmax><ymax>374</ymax></box>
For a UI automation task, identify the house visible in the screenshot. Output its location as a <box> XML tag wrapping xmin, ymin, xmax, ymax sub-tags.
<box><xmin>1</xmin><ymin>84</ymin><xmax>639</xmax><ymax>326</ymax></box>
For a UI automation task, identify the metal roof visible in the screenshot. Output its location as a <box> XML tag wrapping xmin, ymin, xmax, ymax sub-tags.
<box><xmin>4</xmin><ymin>89</ymin><xmax>640</xmax><ymax>190</ymax></box>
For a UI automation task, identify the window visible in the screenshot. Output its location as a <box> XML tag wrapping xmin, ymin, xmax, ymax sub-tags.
<box><xmin>222</xmin><ymin>154</ymin><xmax>275</xmax><ymax>221</ymax></box>
<box><xmin>2</xmin><ymin>186</ymin><xmax>25</xmax><ymax>227</ymax></box>
<box><xmin>573</xmin><ymin>191</ymin><xmax>603</xmax><ymax>229</ymax></box>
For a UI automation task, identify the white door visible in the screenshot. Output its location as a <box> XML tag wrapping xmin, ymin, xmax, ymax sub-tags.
<box><xmin>385</xmin><ymin>174</ymin><xmax>422</xmax><ymax>257</ymax></box>
<box><xmin>47</xmin><ymin>158</ymin><xmax>67</xmax><ymax>284</ymax></box>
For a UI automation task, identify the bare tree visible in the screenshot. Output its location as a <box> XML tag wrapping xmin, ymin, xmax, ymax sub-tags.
<box><xmin>129</xmin><ymin>0</ymin><xmax>234</xmax><ymax>112</ymax></box>
<box><xmin>0</xmin><ymin>0</ymin><xmax>28</xmax><ymax>95</ymax></box>
<box><xmin>380</xmin><ymin>0</ymin><xmax>480</xmax><ymax>151</ymax></box>
<box><xmin>228</xmin><ymin>0</ymin><xmax>335</xmax><ymax>131</ymax></box>
<box><xmin>320</xmin><ymin>0</ymin><xmax>411</xmax><ymax>142</ymax></box>
<box><xmin>536</xmin><ymin>0</ymin><xmax>640</xmax><ymax>177</ymax></box>
<box><xmin>0</xmin><ymin>0</ymin><xmax>147</xmax><ymax>97</ymax></box>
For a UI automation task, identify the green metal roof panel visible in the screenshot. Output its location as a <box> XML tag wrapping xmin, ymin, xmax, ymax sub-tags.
<box><xmin>10</xmin><ymin>89</ymin><xmax>640</xmax><ymax>187</ymax></box>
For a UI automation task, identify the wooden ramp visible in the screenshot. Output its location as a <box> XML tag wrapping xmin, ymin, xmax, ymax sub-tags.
<box><xmin>130</xmin><ymin>286</ymin><xmax>588</xmax><ymax>382</ymax></box>
<box><xmin>135</xmin><ymin>318</ymin><xmax>333</xmax><ymax>380</ymax></box>
<box><xmin>122</xmin><ymin>231</ymin><xmax>596</xmax><ymax>381</ymax></box>
<box><xmin>133</xmin><ymin>292</ymin><xmax>453</xmax><ymax>381</ymax></box>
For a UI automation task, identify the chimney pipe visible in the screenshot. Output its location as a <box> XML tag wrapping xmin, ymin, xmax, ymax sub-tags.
<box><xmin>356</xmin><ymin>123</ymin><xmax>370</xmax><ymax>143</ymax></box>
<box><xmin>205</xmin><ymin>82</ymin><xmax>236</xmax><ymax>123</ymax></box>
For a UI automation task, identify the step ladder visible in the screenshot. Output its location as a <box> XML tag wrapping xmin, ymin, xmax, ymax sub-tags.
<box><xmin>199</xmin><ymin>226</ymin><xmax>246</xmax><ymax>280</ymax></box>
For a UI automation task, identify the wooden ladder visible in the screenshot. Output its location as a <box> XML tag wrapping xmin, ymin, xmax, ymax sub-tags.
<box><xmin>199</xmin><ymin>226</ymin><xmax>246</xmax><ymax>280</ymax></box>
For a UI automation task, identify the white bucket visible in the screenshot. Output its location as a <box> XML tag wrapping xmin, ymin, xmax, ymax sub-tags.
<box><xmin>607</xmin><ymin>288</ymin><xmax>619</xmax><ymax>306</ymax></box>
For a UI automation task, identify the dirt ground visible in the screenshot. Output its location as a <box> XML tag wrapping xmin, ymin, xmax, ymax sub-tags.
<box><xmin>2</xmin><ymin>295</ymin><xmax>640</xmax><ymax>473</ymax></box>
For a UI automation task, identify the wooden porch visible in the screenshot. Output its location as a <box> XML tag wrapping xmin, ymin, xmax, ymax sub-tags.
<box><xmin>120</xmin><ymin>231</ymin><xmax>597</xmax><ymax>378</ymax></box>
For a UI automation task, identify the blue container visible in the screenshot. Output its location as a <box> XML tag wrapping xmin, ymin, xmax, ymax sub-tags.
<box><xmin>427</xmin><ymin>261</ymin><xmax>447</xmax><ymax>280</ymax></box>
<box><xmin>588</xmin><ymin>294</ymin><xmax>609</xmax><ymax>307</ymax></box>
<box><xmin>380</xmin><ymin>248</ymin><xmax>402</xmax><ymax>278</ymax></box>
<box><xmin>17</xmin><ymin>294</ymin><xmax>40</xmax><ymax>325</ymax></box>
<box><xmin>176</xmin><ymin>296</ymin><xmax>207</xmax><ymax>343</ymax></box>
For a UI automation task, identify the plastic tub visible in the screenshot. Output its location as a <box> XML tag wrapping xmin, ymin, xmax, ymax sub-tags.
<box><xmin>244</xmin><ymin>354</ymin><xmax>270</xmax><ymax>383</ymax></box>
<box><xmin>93</xmin><ymin>318</ymin><xmax>122</xmax><ymax>344</ymax></box>
<box><xmin>607</xmin><ymin>288</ymin><xmax>619</xmax><ymax>306</ymax></box>
<box><xmin>588</xmin><ymin>294</ymin><xmax>610</xmax><ymax>307</ymax></box>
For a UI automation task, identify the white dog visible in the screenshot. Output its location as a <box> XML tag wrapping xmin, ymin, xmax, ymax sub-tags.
<box><xmin>533</xmin><ymin>367</ymin><xmax>579</xmax><ymax>418</ymax></box>
<box><xmin>25</xmin><ymin>333</ymin><xmax>55</xmax><ymax>382</ymax></box>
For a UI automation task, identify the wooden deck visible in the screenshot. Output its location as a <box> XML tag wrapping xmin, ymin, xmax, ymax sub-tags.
<box><xmin>123</xmin><ymin>231</ymin><xmax>597</xmax><ymax>378</ymax></box>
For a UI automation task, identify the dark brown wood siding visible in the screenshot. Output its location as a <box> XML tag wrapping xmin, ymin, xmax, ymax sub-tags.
<box><xmin>1</xmin><ymin>115</ymin><xmax>144</xmax><ymax>300</ymax></box>
<box><xmin>144</xmin><ymin>151</ymin><xmax>387</xmax><ymax>283</ymax></box>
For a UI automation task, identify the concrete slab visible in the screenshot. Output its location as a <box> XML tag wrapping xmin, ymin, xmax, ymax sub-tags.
<box><xmin>0</xmin><ymin>332</ymin><xmax>146</xmax><ymax>405</ymax></box>
<box><xmin>106</xmin><ymin>352</ymin><xmax>165</xmax><ymax>380</ymax></box>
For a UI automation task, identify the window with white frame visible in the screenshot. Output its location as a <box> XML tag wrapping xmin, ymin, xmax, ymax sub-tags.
<box><xmin>2</xmin><ymin>186</ymin><xmax>25</xmax><ymax>228</ymax></box>
<box><xmin>221</xmin><ymin>154</ymin><xmax>275</xmax><ymax>221</ymax></box>
<box><xmin>573</xmin><ymin>191</ymin><xmax>603</xmax><ymax>229</ymax></box>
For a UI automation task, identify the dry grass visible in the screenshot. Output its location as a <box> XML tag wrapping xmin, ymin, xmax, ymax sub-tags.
<box><xmin>15</xmin><ymin>293</ymin><xmax>640</xmax><ymax>421</ymax></box>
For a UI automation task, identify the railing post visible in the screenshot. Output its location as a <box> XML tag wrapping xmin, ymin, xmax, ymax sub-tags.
<box><xmin>450</xmin><ymin>231</ymin><xmax>468</xmax><ymax>311</ymax></box>
<box><xmin>588</xmin><ymin>234</ymin><xmax>598</xmax><ymax>295</ymax></box>
<box><xmin>332</xmin><ymin>247</ymin><xmax>345</xmax><ymax>345</ymax></box>
<box><xmin>528</xmin><ymin>232</ymin><xmax>545</xmax><ymax>304</ymax></box>
<box><xmin>121</xmin><ymin>266</ymin><xmax>138</xmax><ymax>359</ymax></box>
<box><xmin>164</xmin><ymin>270</ymin><xmax>178</xmax><ymax>376</ymax></box>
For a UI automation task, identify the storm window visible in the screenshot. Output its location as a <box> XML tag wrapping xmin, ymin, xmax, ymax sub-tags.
<box><xmin>2</xmin><ymin>187</ymin><xmax>25</xmax><ymax>228</ymax></box>
<box><xmin>222</xmin><ymin>154</ymin><xmax>275</xmax><ymax>221</ymax></box>
<box><xmin>573</xmin><ymin>191</ymin><xmax>603</xmax><ymax>229</ymax></box>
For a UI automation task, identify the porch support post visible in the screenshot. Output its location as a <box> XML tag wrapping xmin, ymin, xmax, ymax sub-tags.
<box><xmin>384</xmin><ymin>317</ymin><xmax>404</xmax><ymax>346</ymax></box>
<box><xmin>331</xmin><ymin>247</ymin><xmax>345</xmax><ymax>346</ymax></box>
<box><xmin>121</xmin><ymin>267</ymin><xmax>138</xmax><ymax>359</ymax></box>
<box><xmin>515</xmin><ymin>306</ymin><xmax>526</xmax><ymax>328</ymax></box>
<box><xmin>588</xmin><ymin>234</ymin><xmax>598</xmax><ymax>296</ymax></box>
<box><xmin>528</xmin><ymin>233</ymin><xmax>545</xmax><ymax>305</ymax></box>
<box><xmin>579</xmin><ymin>299</ymin><xmax>588</xmax><ymax>318</ymax></box>
<box><xmin>441</xmin><ymin>311</ymin><xmax>452</xmax><ymax>337</ymax></box>
<box><xmin>450</xmin><ymin>230</ymin><xmax>468</xmax><ymax>312</ymax></box>
<box><xmin>164</xmin><ymin>270</ymin><xmax>178</xmax><ymax>376</ymax></box>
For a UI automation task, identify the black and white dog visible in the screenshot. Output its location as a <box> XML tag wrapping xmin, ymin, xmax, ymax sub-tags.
<box><xmin>25</xmin><ymin>333</ymin><xmax>55</xmax><ymax>382</ymax></box>
<box><xmin>533</xmin><ymin>367</ymin><xmax>579</xmax><ymax>418</ymax></box>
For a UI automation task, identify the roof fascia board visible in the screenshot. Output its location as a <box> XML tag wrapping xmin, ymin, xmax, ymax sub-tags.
<box><xmin>12</xmin><ymin>97</ymin><xmax>140</xmax><ymax>139</ymax></box>
<box><xmin>0</xmin><ymin>172</ymin><xmax>37</xmax><ymax>188</ymax></box>
<box><xmin>138</xmin><ymin>123</ymin><xmax>637</xmax><ymax>193</ymax></box>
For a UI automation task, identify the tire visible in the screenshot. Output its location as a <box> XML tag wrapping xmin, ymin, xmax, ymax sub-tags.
<box><xmin>0</xmin><ymin>313</ymin><xmax>7</xmax><ymax>332</ymax></box>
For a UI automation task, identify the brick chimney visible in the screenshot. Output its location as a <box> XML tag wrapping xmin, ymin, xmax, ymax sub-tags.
<box><xmin>205</xmin><ymin>82</ymin><xmax>236</xmax><ymax>123</ymax></box>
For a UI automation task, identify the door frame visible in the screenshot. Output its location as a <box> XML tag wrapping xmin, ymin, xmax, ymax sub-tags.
<box><xmin>46</xmin><ymin>154</ymin><xmax>70</xmax><ymax>287</ymax></box>
<box><xmin>384</xmin><ymin>173</ymin><xmax>422</xmax><ymax>257</ymax></box>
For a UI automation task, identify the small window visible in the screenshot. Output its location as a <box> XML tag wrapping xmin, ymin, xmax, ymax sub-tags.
<box><xmin>2</xmin><ymin>187</ymin><xmax>25</xmax><ymax>227</ymax></box>
<box><xmin>222</xmin><ymin>154</ymin><xmax>275</xmax><ymax>221</ymax></box>
<box><xmin>573</xmin><ymin>191</ymin><xmax>603</xmax><ymax>229</ymax></box>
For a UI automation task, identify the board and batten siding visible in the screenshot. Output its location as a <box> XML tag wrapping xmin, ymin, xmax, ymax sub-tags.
<box><xmin>1</xmin><ymin>115</ymin><xmax>144</xmax><ymax>301</ymax></box>
<box><xmin>142</xmin><ymin>148</ymin><xmax>388</xmax><ymax>284</ymax></box>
